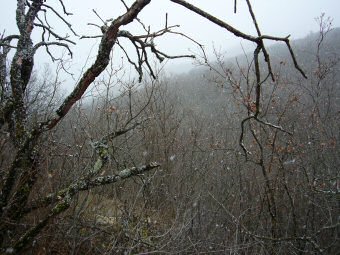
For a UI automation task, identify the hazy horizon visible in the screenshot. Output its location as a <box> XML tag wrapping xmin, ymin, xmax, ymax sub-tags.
<box><xmin>2</xmin><ymin>1</ymin><xmax>340</xmax><ymax>88</ymax></box>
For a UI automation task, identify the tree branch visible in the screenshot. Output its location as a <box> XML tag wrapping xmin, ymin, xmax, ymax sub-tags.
<box><xmin>24</xmin><ymin>162</ymin><xmax>160</xmax><ymax>214</ymax></box>
<box><xmin>170</xmin><ymin>0</ymin><xmax>258</xmax><ymax>42</ymax></box>
<box><xmin>41</xmin><ymin>0</ymin><xmax>152</xmax><ymax>131</ymax></box>
<box><xmin>33</xmin><ymin>41</ymin><xmax>73</xmax><ymax>57</ymax></box>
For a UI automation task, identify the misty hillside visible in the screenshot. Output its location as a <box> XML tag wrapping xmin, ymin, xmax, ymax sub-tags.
<box><xmin>102</xmin><ymin>26</ymin><xmax>339</xmax><ymax>253</ymax></box>
<box><xmin>2</xmin><ymin>2</ymin><xmax>339</xmax><ymax>252</ymax></box>
<box><xmin>22</xmin><ymin>26</ymin><xmax>340</xmax><ymax>254</ymax></box>
<box><xmin>273</xmin><ymin>27</ymin><xmax>340</xmax><ymax>60</ymax></box>
<box><xmin>166</xmin><ymin>27</ymin><xmax>340</xmax><ymax>118</ymax></box>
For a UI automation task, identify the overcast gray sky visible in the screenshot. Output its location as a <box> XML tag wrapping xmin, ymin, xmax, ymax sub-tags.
<box><xmin>2</xmin><ymin>1</ymin><xmax>340</xmax><ymax>83</ymax></box>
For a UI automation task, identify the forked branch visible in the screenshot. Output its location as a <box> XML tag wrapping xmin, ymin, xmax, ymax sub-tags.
<box><xmin>170</xmin><ymin>0</ymin><xmax>307</xmax><ymax>158</ymax></box>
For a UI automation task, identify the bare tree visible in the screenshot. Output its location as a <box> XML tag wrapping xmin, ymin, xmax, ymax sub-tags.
<box><xmin>0</xmin><ymin>0</ymin><xmax>192</xmax><ymax>252</ymax></box>
<box><xmin>0</xmin><ymin>0</ymin><xmax>312</xmax><ymax>254</ymax></box>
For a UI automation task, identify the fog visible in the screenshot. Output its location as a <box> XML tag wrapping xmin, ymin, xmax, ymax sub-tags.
<box><xmin>1</xmin><ymin>2</ymin><xmax>340</xmax><ymax>253</ymax></box>
<box><xmin>2</xmin><ymin>1</ymin><xmax>340</xmax><ymax>82</ymax></box>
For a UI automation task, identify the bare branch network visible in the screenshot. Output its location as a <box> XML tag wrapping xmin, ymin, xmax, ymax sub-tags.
<box><xmin>170</xmin><ymin>0</ymin><xmax>307</xmax><ymax>157</ymax></box>
<box><xmin>0</xmin><ymin>0</ymin><xmax>316</xmax><ymax>253</ymax></box>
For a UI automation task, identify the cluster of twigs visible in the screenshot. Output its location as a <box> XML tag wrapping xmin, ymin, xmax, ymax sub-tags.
<box><xmin>0</xmin><ymin>0</ymin><xmax>310</xmax><ymax>253</ymax></box>
<box><xmin>83</xmin><ymin>9</ymin><xmax>197</xmax><ymax>82</ymax></box>
<box><xmin>170</xmin><ymin>0</ymin><xmax>307</xmax><ymax>158</ymax></box>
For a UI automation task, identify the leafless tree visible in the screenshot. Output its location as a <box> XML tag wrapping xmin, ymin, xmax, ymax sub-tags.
<box><xmin>0</xmin><ymin>0</ymin><xmax>318</xmax><ymax>254</ymax></box>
